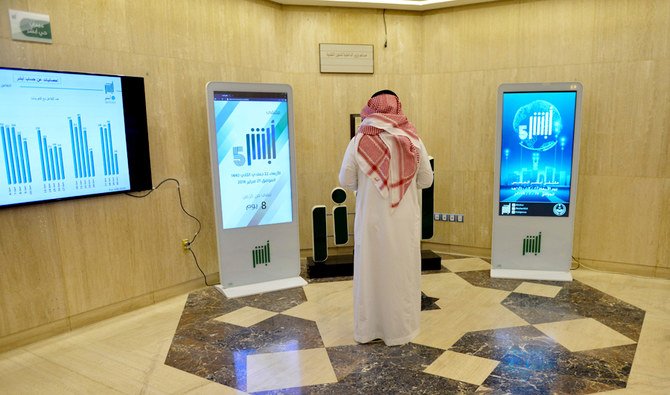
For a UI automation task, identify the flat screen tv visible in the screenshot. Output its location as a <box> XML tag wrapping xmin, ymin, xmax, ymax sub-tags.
<box><xmin>497</xmin><ymin>89</ymin><xmax>579</xmax><ymax>217</ymax></box>
<box><xmin>0</xmin><ymin>67</ymin><xmax>152</xmax><ymax>208</ymax></box>
<box><xmin>207</xmin><ymin>87</ymin><xmax>295</xmax><ymax>230</ymax></box>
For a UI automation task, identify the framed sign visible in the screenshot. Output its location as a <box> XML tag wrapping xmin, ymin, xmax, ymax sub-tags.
<box><xmin>320</xmin><ymin>44</ymin><xmax>374</xmax><ymax>74</ymax></box>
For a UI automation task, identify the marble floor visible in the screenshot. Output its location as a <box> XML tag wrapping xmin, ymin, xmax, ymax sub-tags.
<box><xmin>1</xmin><ymin>256</ymin><xmax>669</xmax><ymax>394</ymax></box>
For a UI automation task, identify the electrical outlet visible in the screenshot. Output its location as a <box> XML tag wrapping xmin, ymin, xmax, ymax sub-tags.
<box><xmin>434</xmin><ymin>213</ymin><xmax>441</xmax><ymax>221</ymax></box>
<box><xmin>441</xmin><ymin>213</ymin><xmax>449</xmax><ymax>222</ymax></box>
<box><xmin>448</xmin><ymin>214</ymin><xmax>455</xmax><ymax>222</ymax></box>
<box><xmin>181</xmin><ymin>239</ymin><xmax>190</xmax><ymax>252</ymax></box>
<box><xmin>456</xmin><ymin>214</ymin><xmax>464</xmax><ymax>222</ymax></box>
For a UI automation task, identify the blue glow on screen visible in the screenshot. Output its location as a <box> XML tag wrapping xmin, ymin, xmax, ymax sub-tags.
<box><xmin>499</xmin><ymin>91</ymin><xmax>577</xmax><ymax>217</ymax></box>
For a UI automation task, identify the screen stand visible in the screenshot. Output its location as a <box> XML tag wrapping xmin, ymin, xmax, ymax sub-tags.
<box><xmin>214</xmin><ymin>276</ymin><xmax>307</xmax><ymax>299</ymax></box>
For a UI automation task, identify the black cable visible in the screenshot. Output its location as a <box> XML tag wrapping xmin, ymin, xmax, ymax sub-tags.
<box><xmin>383</xmin><ymin>9</ymin><xmax>388</xmax><ymax>48</ymax></box>
<box><xmin>189</xmin><ymin>247</ymin><xmax>211</xmax><ymax>286</ymax></box>
<box><xmin>125</xmin><ymin>178</ymin><xmax>210</xmax><ymax>286</ymax></box>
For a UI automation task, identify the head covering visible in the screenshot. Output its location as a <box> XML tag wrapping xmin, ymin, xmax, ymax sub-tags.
<box><xmin>356</xmin><ymin>92</ymin><xmax>420</xmax><ymax>208</ymax></box>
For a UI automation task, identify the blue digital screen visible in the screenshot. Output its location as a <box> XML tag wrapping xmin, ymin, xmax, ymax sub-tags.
<box><xmin>499</xmin><ymin>91</ymin><xmax>577</xmax><ymax>217</ymax></box>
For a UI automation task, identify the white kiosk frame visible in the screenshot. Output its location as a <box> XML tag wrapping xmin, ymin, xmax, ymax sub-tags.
<box><xmin>491</xmin><ymin>82</ymin><xmax>583</xmax><ymax>281</ymax></box>
<box><xmin>206</xmin><ymin>82</ymin><xmax>305</xmax><ymax>298</ymax></box>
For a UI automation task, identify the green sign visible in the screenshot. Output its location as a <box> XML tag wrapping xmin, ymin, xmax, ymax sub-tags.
<box><xmin>9</xmin><ymin>10</ymin><xmax>52</xmax><ymax>44</ymax></box>
<box><xmin>522</xmin><ymin>232</ymin><xmax>542</xmax><ymax>256</ymax></box>
<box><xmin>252</xmin><ymin>241</ymin><xmax>271</xmax><ymax>268</ymax></box>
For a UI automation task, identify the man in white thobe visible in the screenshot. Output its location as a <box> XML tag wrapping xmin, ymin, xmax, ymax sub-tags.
<box><xmin>339</xmin><ymin>90</ymin><xmax>433</xmax><ymax>346</ymax></box>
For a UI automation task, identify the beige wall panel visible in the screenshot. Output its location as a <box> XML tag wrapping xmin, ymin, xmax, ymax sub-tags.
<box><xmin>425</xmin><ymin>2</ymin><xmax>521</xmax><ymax>73</ymax></box>
<box><xmin>431</xmin><ymin>169</ymin><xmax>493</xmax><ymax>249</ymax></box>
<box><xmin>125</xmin><ymin>0</ymin><xmax>170</xmax><ymax>58</ymax></box>
<box><xmin>281</xmin><ymin>7</ymin><xmax>336</xmax><ymax>74</ymax></box>
<box><xmin>592</xmin><ymin>0</ymin><xmax>657</xmax><ymax>63</ymax></box>
<box><xmin>517</xmin><ymin>0</ymin><xmax>596</xmax><ymax>68</ymax></box>
<box><xmin>54</xmin><ymin>196</ymin><xmax>154</xmax><ymax>315</ymax></box>
<box><xmin>513</xmin><ymin>64</ymin><xmax>590</xmax><ymax>85</ymax></box>
<box><xmin>582</xmin><ymin>61</ymin><xmax>668</xmax><ymax>178</ymax></box>
<box><xmin>421</xmin><ymin>11</ymin><xmax>452</xmax><ymax>75</ymax></box>
<box><xmin>372</xmin><ymin>12</ymin><xmax>423</xmax><ymax>75</ymax></box>
<box><xmin>651</xmin><ymin>0</ymin><xmax>670</xmax><ymax>59</ymax></box>
<box><xmin>0</xmin><ymin>205</ymin><xmax>68</xmax><ymax>337</ymax></box>
<box><xmin>658</xmin><ymin>179</ymin><xmax>670</xmax><ymax>269</ymax></box>
<box><xmin>47</xmin><ymin>0</ymin><xmax>131</xmax><ymax>53</ymax></box>
<box><xmin>654</xmin><ymin>60</ymin><xmax>670</xmax><ymax>178</ymax></box>
<box><xmin>159</xmin><ymin>0</ymin><xmax>280</xmax><ymax>67</ymax></box>
<box><xmin>419</xmin><ymin>74</ymin><xmax>451</xmax><ymax>162</ymax></box>
<box><xmin>578</xmin><ymin>175</ymin><xmax>662</xmax><ymax>267</ymax></box>
<box><xmin>0</xmin><ymin>38</ymin><xmax>30</xmax><ymax>66</ymax></box>
<box><xmin>440</xmin><ymin>69</ymin><xmax>516</xmax><ymax>172</ymax></box>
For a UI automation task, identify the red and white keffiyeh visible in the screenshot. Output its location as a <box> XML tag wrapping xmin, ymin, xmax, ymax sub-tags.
<box><xmin>356</xmin><ymin>93</ymin><xmax>420</xmax><ymax>208</ymax></box>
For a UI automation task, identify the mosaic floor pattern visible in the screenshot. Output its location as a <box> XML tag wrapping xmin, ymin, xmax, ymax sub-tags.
<box><xmin>165</xmin><ymin>258</ymin><xmax>645</xmax><ymax>394</ymax></box>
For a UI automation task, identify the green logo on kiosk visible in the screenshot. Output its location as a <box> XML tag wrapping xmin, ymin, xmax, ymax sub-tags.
<box><xmin>252</xmin><ymin>241</ymin><xmax>271</xmax><ymax>268</ymax></box>
<box><xmin>522</xmin><ymin>232</ymin><xmax>542</xmax><ymax>256</ymax></box>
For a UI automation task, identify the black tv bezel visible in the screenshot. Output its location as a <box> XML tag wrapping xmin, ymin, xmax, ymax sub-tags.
<box><xmin>0</xmin><ymin>66</ymin><xmax>152</xmax><ymax>209</ymax></box>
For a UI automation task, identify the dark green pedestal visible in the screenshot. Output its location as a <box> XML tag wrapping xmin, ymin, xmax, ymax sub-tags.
<box><xmin>306</xmin><ymin>250</ymin><xmax>442</xmax><ymax>279</ymax></box>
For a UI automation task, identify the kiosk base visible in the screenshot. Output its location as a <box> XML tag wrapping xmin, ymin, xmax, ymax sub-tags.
<box><xmin>215</xmin><ymin>276</ymin><xmax>308</xmax><ymax>298</ymax></box>
<box><xmin>490</xmin><ymin>268</ymin><xmax>572</xmax><ymax>282</ymax></box>
<box><xmin>307</xmin><ymin>250</ymin><xmax>442</xmax><ymax>279</ymax></box>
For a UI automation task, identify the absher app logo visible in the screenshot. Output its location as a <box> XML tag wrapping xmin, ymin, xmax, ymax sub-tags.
<box><xmin>251</xmin><ymin>240</ymin><xmax>271</xmax><ymax>268</ymax></box>
<box><xmin>522</xmin><ymin>232</ymin><xmax>542</xmax><ymax>256</ymax></box>
<box><xmin>514</xmin><ymin>100</ymin><xmax>563</xmax><ymax>152</ymax></box>
<box><xmin>232</xmin><ymin>120</ymin><xmax>278</xmax><ymax>167</ymax></box>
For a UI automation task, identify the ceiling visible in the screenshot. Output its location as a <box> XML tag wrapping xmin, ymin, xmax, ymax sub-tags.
<box><xmin>269</xmin><ymin>0</ymin><xmax>498</xmax><ymax>11</ymax></box>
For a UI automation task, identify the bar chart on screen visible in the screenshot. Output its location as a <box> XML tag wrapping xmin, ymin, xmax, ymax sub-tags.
<box><xmin>1</xmin><ymin>123</ymin><xmax>33</xmax><ymax>195</ymax></box>
<box><xmin>1</xmin><ymin>113</ymin><xmax>128</xmax><ymax>205</ymax></box>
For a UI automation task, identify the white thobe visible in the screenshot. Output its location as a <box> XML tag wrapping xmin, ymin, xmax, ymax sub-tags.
<box><xmin>339</xmin><ymin>134</ymin><xmax>433</xmax><ymax>346</ymax></box>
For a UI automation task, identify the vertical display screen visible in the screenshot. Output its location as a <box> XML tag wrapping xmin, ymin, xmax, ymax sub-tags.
<box><xmin>499</xmin><ymin>91</ymin><xmax>577</xmax><ymax>217</ymax></box>
<box><xmin>0</xmin><ymin>68</ymin><xmax>133</xmax><ymax>207</ymax></box>
<box><xmin>213</xmin><ymin>91</ymin><xmax>293</xmax><ymax>229</ymax></box>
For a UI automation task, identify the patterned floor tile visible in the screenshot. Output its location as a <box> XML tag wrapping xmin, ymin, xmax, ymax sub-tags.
<box><xmin>213</xmin><ymin>306</ymin><xmax>278</xmax><ymax>327</ymax></box>
<box><xmin>441</xmin><ymin>257</ymin><xmax>491</xmax><ymax>272</ymax></box>
<box><xmin>246</xmin><ymin>348</ymin><xmax>337</xmax><ymax>392</ymax></box>
<box><xmin>165</xmin><ymin>260</ymin><xmax>646</xmax><ymax>394</ymax></box>
<box><xmin>513</xmin><ymin>282</ymin><xmax>563</xmax><ymax>298</ymax></box>
<box><xmin>424</xmin><ymin>350</ymin><xmax>499</xmax><ymax>385</ymax></box>
<box><xmin>535</xmin><ymin>318</ymin><xmax>636</xmax><ymax>352</ymax></box>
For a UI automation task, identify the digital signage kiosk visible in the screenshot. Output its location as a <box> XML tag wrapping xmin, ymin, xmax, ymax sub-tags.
<box><xmin>206</xmin><ymin>82</ymin><xmax>305</xmax><ymax>297</ymax></box>
<box><xmin>491</xmin><ymin>82</ymin><xmax>583</xmax><ymax>281</ymax></box>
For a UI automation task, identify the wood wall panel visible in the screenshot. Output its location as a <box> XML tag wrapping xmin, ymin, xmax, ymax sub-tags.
<box><xmin>428</xmin><ymin>2</ymin><xmax>520</xmax><ymax>73</ymax></box>
<box><xmin>583</xmin><ymin>61</ymin><xmax>667</xmax><ymax>178</ymax></box>
<box><xmin>592</xmin><ymin>0</ymin><xmax>656</xmax><ymax>63</ymax></box>
<box><xmin>578</xmin><ymin>175</ymin><xmax>662</xmax><ymax>267</ymax></box>
<box><xmin>651</xmin><ymin>0</ymin><xmax>670</xmax><ymax>60</ymax></box>
<box><xmin>0</xmin><ymin>205</ymin><xmax>68</xmax><ymax>335</ymax></box>
<box><xmin>54</xmin><ymin>196</ymin><xmax>151</xmax><ymax>315</ymax></box>
<box><xmin>659</xmin><ymin>180</ymin><xmax>670</xmax><ymax>269</ymax></box>
<box><xmin>517</xmin><ymin>0</ymin><xmax>596</xmax><ymax>68</ymax></box>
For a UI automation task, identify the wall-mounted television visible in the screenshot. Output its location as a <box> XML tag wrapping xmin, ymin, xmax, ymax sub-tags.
<box><xmin>0</xmin><ymin>67</ymin><xmax>152</xmax><ymax>208</ymax></box>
